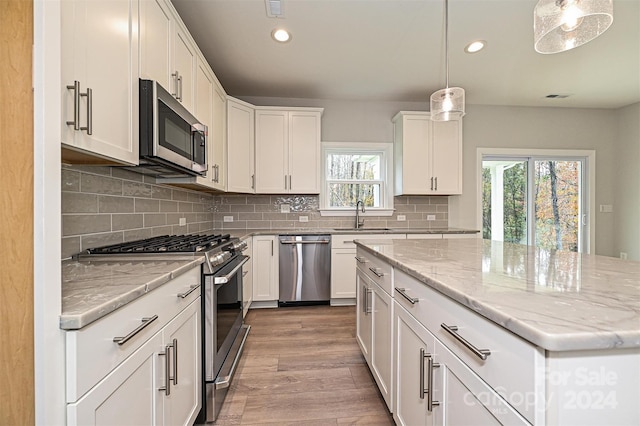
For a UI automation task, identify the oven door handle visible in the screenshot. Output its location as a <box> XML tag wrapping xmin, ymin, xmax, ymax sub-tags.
<box><xmin>214</xmin><ymin>256</ymin><xmax>249</xmax><ymax>284</ymax></box>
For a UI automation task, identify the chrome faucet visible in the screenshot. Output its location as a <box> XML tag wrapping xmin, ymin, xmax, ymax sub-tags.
<box><xmin>355</xmin><ymin>200</ymin><xmax>365</xmax><ymax>229</ymax></box>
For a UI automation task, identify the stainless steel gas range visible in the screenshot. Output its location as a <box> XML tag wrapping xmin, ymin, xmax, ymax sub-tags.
<box><xmin>76</xmin><ymin>233</ymin><xmax>250</xmax><ymax>423</ymax></box>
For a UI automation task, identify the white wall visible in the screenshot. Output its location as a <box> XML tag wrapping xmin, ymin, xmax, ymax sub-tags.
<box><xmin>242</xmin><ymin>96</ymin><xmax>630</xmax><ymax>257</ymax></box>
<box><xmin>614</xmin><ymin>103</ymin><xmax>640</xmax><ymax>261</ymax></box>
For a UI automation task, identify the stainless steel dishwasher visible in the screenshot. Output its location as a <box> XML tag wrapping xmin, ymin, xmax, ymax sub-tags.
<box><xmin>278</xmin><ymin>235</ymin><xmax>331</xmax><ymax>306</ymax></box>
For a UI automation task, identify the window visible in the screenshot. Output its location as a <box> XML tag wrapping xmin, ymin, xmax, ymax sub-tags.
<box><xmin>479</xmin><ymin>149</ymin><xmax>595</xmax><ymax>253</ymax></box>
<box><xmin>320</xmin><ymin>143</ymin><xmax>393</xmax><ymax>215</ymax></box>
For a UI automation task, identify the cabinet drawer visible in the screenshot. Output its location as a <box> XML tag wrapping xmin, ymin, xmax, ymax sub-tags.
<box><xmin>66</xmin><ymin>266</ymin><xmax>201</xmax><ymax>402</ymax></box>
<box><xmin>356</xmin><ymin>248</ymin><xmax>393</xmax><ymax>295</ymax></box>
<box><xmin>394</xmin><ymin>269</ymin><xmax>543</xmax><ymax>424</ymax></box>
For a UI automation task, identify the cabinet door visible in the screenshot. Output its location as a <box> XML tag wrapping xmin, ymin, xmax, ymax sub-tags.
<box><xmin>393</xmin><ymin>303</ymin><xmax>436</xmax><ymax>426</ymax></box>
<box><xmin>396</xmin><ymin>115</ymin><xmax>431</xmax><ymax>195</ymax></box>
<box><xmin>161</xmin><ymin>299</ymin><xmax>201</xmax><ymax>426</ymax></box>
<box><xmin>252</xmin><ymin>236</ymin><xmax>278</xmax><ymax>301</ymax></box>
<box><xmin>67</xmin><ymin>332</ymin><xmax>162</xmax><ymax>426</ymax></box>
<box><xmin>371</xmin><ymin>283</ymin><xmax>393</xmax><ymax>410</ymax></box>
<box><xmin>227</xmin><ymin>99</ymin><xmax>255</xmax><ymax>193</ymax></box>
<box><xmin>194</xmin><ymin>57</ymin><xmax>214</xmax><ymax>184</ymax></box>
<box><xmin>210</xmin><ymin>82</ymin><xmax>227</xmax><ymax>190</ymax></box>
<box><xmin>172</xmin><ymin>23</ymin><xmax>196</xmax><ymax>112</ymax></box>
<box><xmin>288</xmin><ymin>111</ymin><xmax>321</xmax><ymax>193</ymax></box>
<box><xmin>140</xmin><ymin>0</ymin><xmax>172</xmax><ymax>89</ymax></box>
<box><xmin>62</xmin><ymin>0</ymin><xmax>139</xmax><ymax>165</ymax></box>
<box><xmin>431</xmin><ymin>119</ymin><xmax>462</xmax><ymax>194</ymax></box>
<box><xmin>242</xmin><ymin>238</ymin><xmax>254</xmax><ymax>316</ymax></box>
<box><xmin>330</xmin><ymin>249</ymin><xmax>357</xmax><ymax>299</ymax></box>
<box><xmin>255</xmin><ymin>110</ymin><xmax>288</xmax><ymax>193</ymax></box>
<box><xmin>356</xmin><ymin>269</ymin><xmax>372</xmax><ymax>362</ymax></box>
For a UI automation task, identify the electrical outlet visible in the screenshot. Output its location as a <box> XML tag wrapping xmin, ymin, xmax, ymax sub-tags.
<box><xmin>599</xmin><ymin>204</ymin><xmax>613</xmax><ymax>213</ymax></box>
<box><xmin>427</xmin><ymin>214</ymin><xmax>436</xmax><ymax>221</ymax></box>
<box><xmin>299</xmin><ymin>216</ymin><xmax>309</xmax><ymax>222</ymax></box>
<box><xmin>223</xmin><ymin>216</ymin><xmax>234</xmax><ymax>222</ymax></box>
<box><xmin>280</xmin><ymin>204</ymin><xmax>291</xmax><ymax>213</ymax></box>
<box><xmin>620</xmin><ymin>252</ymin><xmax>628</xmax><ymax>260</ymax></box>
<box><xmin>179</xmin><ymin>217</ymin><xmax>186</xmax><ymax>226</ymax></box>
<box><xmin>397</xmin><ymin>215</ymin><xmax>406</xmax><ymax>221</ymax></box>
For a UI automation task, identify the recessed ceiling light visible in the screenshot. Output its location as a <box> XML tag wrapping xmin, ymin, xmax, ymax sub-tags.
<box><xmin>271</xmin><ymin>28</ymin><xmax>291</xmax><ymax>43</ymax></box>
<box><xmin>464</xmin><ymin>40</ymin><xmax>486</xmax><ymax>53</ymax></box>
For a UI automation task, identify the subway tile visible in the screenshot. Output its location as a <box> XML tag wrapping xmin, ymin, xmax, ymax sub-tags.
<box><xmin>436</xmin><ymin>205</ymin><xmax>449</xmax><ymax>213</ymax></box>
<box><xmin>80</xmin><ymin>231</ymin><xmax>124</xmax><ymax>251</ymax></box>
<box><xmin>61</xmin><ymin>169</ymin><xmax>80</xmax><ymax>192</ymax></box>
<box><xmin>407</xmin><ymin>196</ymin><xmax>432</xmax><ymax>205</ymax></box>
<box><xmin>178</xmin><ymin>202</ymin><xmax>193</xmax><ymax>213</ymax></box>
<box><xmin>172</xmin><ymin>189</ymin><xmax>190</xmax><ymax>201</ymax></box>
<box><xmin>61</xmin><ymin>237</ymin><xmax>81</xmax><ymax>259</ymax></box>
<box><xmin>239</xmin><ymin>212</ymin><xmax>264</xmax><ymax>221</ymax></box>
<box><xmin>245</xmin><ymin>221</ymin><xmax>270</xmax><ymax>229</ymax></box>
<box><xmin>246</xmin><ymin>195</ymin><xmax>273</xmax><ymax>205</ymax></box>
<box><xmin>429</xmin><ymin>197</ymin><xmax>449</xmax><ymax>205</ymax></box>
<box><xmin>430</xmin><ymin>220</ymin><xmax>449</xmax><ymax>228</ymax></box>
<box><xmin>143</xmin><ymin>175</ymin><xmax>157</xmax><ymax>184</ymax></box>
<box><xmin>212</xmin><ymin>221</ymin><xmax>223</xmax><ymax>229</ymax></box>
<box><xmin>124</xmin><ymin>228</ymin><xmax>153</xmax><ymax>242</ymax></box>
<box><xmin>386</xmin><ymin>221</ymin><xmax>409</xmax><ymax>229</ymax></box>
<box><xmin>111</xmin><ymin>167</ymin><xmax>144</xmax><ymax>182</ymax></box>
<box><xmin>172</xmin><ymin>224</ymin><xmax>189</xmax><ymax>234</ymax></box>
<box><xmin>228</xmin><ymin>204</ymin><xmax>255</xmax><ymax>213</ymax></box>
<box><xmin>221</xmin><ymin>195</ymin><xmax>247</xmax><ymax>205</ymax></box>
<box><xmin>407</xmin><ymin>221</ymin><xmax>430</xmax><ymax>229</ymax></box>
<box><xmin>224</xmin><ymin>221</ymin><xmax>248</xmax><ymax>229</ymax></box>
<box><xmin>151</xmin><ymin>226</ymin><xmax>174</xmax><ymax>237</ymax></box>
<box><xmin>196</xmin><ymin>212</ymin><xmax>213</xmax><ymax>222</ymax></box>
<box><xmin>393</xmin><ymin>196</ymin><xmax>409</xmax><ymax>205</ymax></box>
<box><xmin>187</xmin><ymin>223</ymin><xmax>201</xmax><ymax>233</ymax></box>
<box><xmin>62</xmin><ymin>214</ymin><xmax>112</xmax><ymax>236</ymax></box>
<box><xmin>72</xmin><ymin>165</ymin><xmax>112</xmax><ymax>176</ymax></box>
<box><xmin>415</xmin><ymin>204</ymin><xmax>438</xmax><ymax>213</ymax></box>
<box><xmin>80</xmin><ymin>173</ymin><xmax>123</xmax><ymax>195</ymax></box>
<box><xmin>113</xmin><ymin>214</ymin><xmax>143</xmax><ymax>231</ymax></box>
<box><xmin>255</xmin><ymin>204</ymin><xmax>278</xmax><ymax>213</ymax></box>
<box><xmin>262</xmin><ymin>212</ymin><xmax>286</xmax><ymax>220</ymax></box>
<box><xmin>160</xmin><ymin>200</ymin><xmax>179</xmax><ymax>212</ymax></box>
<box><xmin>394</xmin><ymin>204</ymin><xmax>416</xmax><ymax>213</ymax></box>
<box><xmin>62</xmin><ymin>192</ymin><xmax>98</xmax><ymax>213</ymax></box>
<box><xmin>143</xmin><ymin>213</ymin><xmax>167</xmax><ymax>227</ymax></box>
<box><xmin>122</xmin><ymin>181</ymin><xmax>153</xmax><ymax>198</ymax></box>
<box><xmin>192</xmin><ymin>203</ymin><xmax>205</xmax><ymax>213</ymax></box>
<box><xmin>135</xmin><ymin>198</ymin><xmax>160</xmax><ymax>212</ymax></box>
<box><xmin>152</xmin><ymin>186</ymin><xmax>173</xmax><ymax>200</ymax></box>
<box><xmin>99</xmin><ymin>195</ymin><xmax>134</xmax><ymax>213</ymax></box>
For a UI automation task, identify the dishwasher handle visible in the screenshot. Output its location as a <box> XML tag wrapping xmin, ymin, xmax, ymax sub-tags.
<box><xmin>280</xmin><ymin>239</ymin><xmax>330</xmax><ymax>245</ymax></box>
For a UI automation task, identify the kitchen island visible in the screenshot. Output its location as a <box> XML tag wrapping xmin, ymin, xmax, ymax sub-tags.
<box><xmin>354</xmin><ymin>238</ymin><xmax>640</xmax><ymax>425</ymax></box>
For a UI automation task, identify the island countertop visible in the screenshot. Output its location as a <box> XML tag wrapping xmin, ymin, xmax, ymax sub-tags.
<box><xmin>355</xmin><ymin>238</ymin><xmax>640</xmax><ymax>351</ymax></box>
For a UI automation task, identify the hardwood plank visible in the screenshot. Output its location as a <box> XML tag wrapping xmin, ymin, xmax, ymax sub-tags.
<box><xmin>235</xmin><ymin>355</ymin><xmax>279</xmax><ymax>375</ymax></box>
<box><xmin>337</xmin><ymin>414</ymin><xmax>395</xmax><ymax>425</ymax></box>
<box><xmin>277</xmin><ymin>350</ymin><xmax>366</xmax><ymax>371</ymax></box>
<box><xmin>235</xmin><ymin>368</ymin><xmax>356</xmax><ymax>395</ymax></box>
<box><xmin>349</xmin><ymin>364</ymin><xmax>379</xmax><ymax>389</ymax></box>
<box><xmin>248</xmin><ymin>325</ymin><xmax>355</xmax><ymax>341</ymax></box>
<box><xmin>242</xmin><ymin>337</ymin><xmax>360</xmax><ymax>357</ymax></box>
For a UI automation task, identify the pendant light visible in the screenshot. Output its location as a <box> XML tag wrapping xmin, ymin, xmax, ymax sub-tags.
<box><xmin>534</xmin><ymin>0</ymin><xmax>613</xmax><ymax>54</ymax></box>
<box><xmin>430</xmin><ymin>0</ymin><xmax>465</xmax><ymax>122</ymax></box>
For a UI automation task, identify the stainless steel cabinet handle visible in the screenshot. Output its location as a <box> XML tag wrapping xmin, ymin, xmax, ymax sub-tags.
<box><xmin>66</xmin><ymin>81</ymin><xmax>80</xmax><ymax>130</ymax></box>
<box><xmin>177</xmin><ymin>75</ymin><xmax>183</xmax><ymax>101</ymax></box>
<box><xmin>172</xmin><ymin>338</ymin><xmax>178</xmax><ymax>385</ymax></box>
<box><xmin>426</xmin><ymin>352</ymin><xmax>440</xmax><ymax>411</ymax></box>
<box><xmin>354</xmin><ymin>256</ymin><xmax>367</xmax><ymax>263</ymax></box>
<box><xmin>395</xmin><ymin>287</ymin><xmax>419</xmax><ymax>304</ymax></box>
<box><xmin>177</xmin><ymin>284</ymin><xmax>199</xmax><ymax>299</ymax></box>
<box><xmin>435</xmin><ymin>177</ymin><xmax>438</xmax><ymax>191</ymax></box>
<box><xmin>171</xmin><ymin>71</ymin><xmax>179</xmax><ymax>98</ymax></box>
<box><xmin>289</xmin><ymin>175</ymin><xmax>292</xmax><ymax>190</ymax></box>
<box><xmin>158</xmin><ymin>342</ymin><xmax>171</xmax><ymax>395</ymax></box>
<box><xmin>368</xmin><ymin>267</ymin><xmax>384</xmax><ymax>277</ymax></box>
<box><xmin>430</xmin><ymin>177</ymin><xmax>434</xmax><ymax>191</ymax></box>
<box><xmin>284</xmin><ymin>175</ymin><xmax>288</xmax><ymax>190</ymax></box>
<box><xmin>441</xmin><ymin>323</ymin><xmax>491</xmax><ymax>360</ymax></box>
<box><xmin>79</xmin><ymin>87</ymin><xmax>92</xmax><ymax>135</ymax></box>
<box><xmin>280</xmin><ymin>240</ymin><xmax>330</xmax><ymax>245</ymax></box>
<box><xmin>113</xmin><ymin>315</ymin><xmax>158</xmax><ymax>345</ymax></box>
<box><xmin>365</xmin><ymin>287</ymin><xmax>372</xmax><ymax>314</ymax></box>
<box><xmin>251</xmin><ymin>174</ymin><xmax>255</xmax><ymax>189</ymax></box>
<box><xmin>214</xmin><ymin>256</ymin><xmax>249</xmax><ymax>284</ymax></box>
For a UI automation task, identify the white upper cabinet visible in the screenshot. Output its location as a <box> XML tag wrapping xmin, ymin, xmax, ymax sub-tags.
<box><xmin>227</xmin><ymin>97</ymin><xmax>255</xmax><ymax>193</ymax></box>
<box><xmin>393</xmin><ymin>112</ymin><xmax>462</xmax><ymax>195</ymax></box>
<box><xmin>61</xmin><ymin>0</ymin><xmax>139</xmax><ymax>165</ymax></box>
<box><xmin>210</xmin><ymin>81</ymin><xmax>227</xmax><ymax>191</ymax></box>
<box><xmin>255</xmin><ymin>108</ymin><xmax>323</xmax><ymax>194</ymax></box>
<box><xmin>172</xmin><ymin>22</ymin><xmax>196</xmax><ymax>112</ymax></box>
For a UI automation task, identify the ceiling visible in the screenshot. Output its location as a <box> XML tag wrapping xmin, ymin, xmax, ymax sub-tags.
<box><xmin>171</xmin><ymin>0</ymin><xmax>640</xmax><ymax>109</ymax></box>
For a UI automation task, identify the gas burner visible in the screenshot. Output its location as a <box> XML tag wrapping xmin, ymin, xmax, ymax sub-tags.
<box><xmin>85</xmin><ymin>234</ymin><xmax>232</xmax><ymax>254</ymax></box>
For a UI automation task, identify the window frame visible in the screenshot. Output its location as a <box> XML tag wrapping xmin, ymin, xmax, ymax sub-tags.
<box><xmin>320</xmin><ymin>142</ymin><xmax>394</xmax><ymax>216</ymax></box>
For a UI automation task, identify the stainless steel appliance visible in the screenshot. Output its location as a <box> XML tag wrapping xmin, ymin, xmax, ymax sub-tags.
<box><xmin>278</xmin><ymin>235</ymin><xmax>331</xmax><ymax>306</ymax></box>
<box><xmin>138</xmin><ymin>79</ymin><xmax>207</xmax><ymax>178</ymax></box>
<box><xmin>76</xmin><ymin>233</ymin><xmax>249</xmax><ymax>423</ymax></box>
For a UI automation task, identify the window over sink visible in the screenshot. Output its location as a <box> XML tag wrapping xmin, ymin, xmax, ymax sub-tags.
<box><xmin>320</xmin><ymin>142</ymin><xmax>394</xmax><ymax>216</ymax></box>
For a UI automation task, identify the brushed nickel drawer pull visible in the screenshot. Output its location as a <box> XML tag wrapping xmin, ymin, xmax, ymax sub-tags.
<box><xmin>66</xmin><ymin>80</ymin><xmax>80</xmax><ymax>130</ymax></box>
<box><xmin>368</xmin><ymin>267</ymin><xmax>384</xmax><ymax>277</ymax></box>
<box><xmin>354</xmin><ymin>256</ymin><xmax>367</xmax><ymax>263</ymax></box>
<box><xmin>113</xmin><ymin>315</ymin><xmax>158</xmax><ymax>345</ymax></box>
<box><xmin>441</xmin><ymin>323</ymin><xmax>491</xmax><ymax>360</ymax></box>
<box><xmin>395</xmin><ymin>287</ymin><xmax>419</xmax><ymax>304</ymax></box>
<box><xmin>177</xmin><ymin>284</ymin><xmax>199</xmax><ymax>299</ymax></box>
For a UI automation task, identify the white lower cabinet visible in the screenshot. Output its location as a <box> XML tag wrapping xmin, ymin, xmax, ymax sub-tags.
<box><xmin>251</xmin><ymin>235</ymin><xmax>279</xmax><ymax>305</ymax></box>
<box><xmin>242</xmin><ymin>237</ymin><xmax>254</xmax><ymax>317</ymax></box>
<box><xmin>66</xmin><ymin>267</ymin><xmax>202</xmax><ymax>426</ymax></box>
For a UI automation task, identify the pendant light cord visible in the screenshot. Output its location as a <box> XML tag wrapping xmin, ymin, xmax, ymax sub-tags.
<box><xmin>445</xmin><ymin>0</ymin><xmax>449</xmax><ymax>89</ymax></box>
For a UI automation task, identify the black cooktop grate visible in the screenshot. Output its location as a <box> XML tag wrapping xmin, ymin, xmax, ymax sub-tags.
<box><xmin>85</xmin><ymin>234</ymin><xmax>232</xmax><ymax>254</ymax></box>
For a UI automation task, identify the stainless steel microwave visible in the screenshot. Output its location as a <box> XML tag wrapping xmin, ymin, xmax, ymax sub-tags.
<box><xmin>139</xmin><ymin>79</ymin><xmax>207</xmax><ymax>177</ymax></box>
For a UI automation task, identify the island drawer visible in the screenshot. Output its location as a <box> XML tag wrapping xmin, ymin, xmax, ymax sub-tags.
<box><xmin>65</xmin><ymin>266</ymin><xmax>201</xmax><ymax>402</ymax></box>
<box><xmin>394</xmin><ymin>269</ymin><xmax>543</xmax><ymax>424</ymax></box>
<box><xmin>356</xmin><ymin>247</ymin><xmax>393</xmax><ymax>295</ymax></box>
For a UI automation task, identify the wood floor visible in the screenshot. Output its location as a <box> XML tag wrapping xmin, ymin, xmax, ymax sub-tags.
<box><xmin>213</xmin><ymin>305</ymin><xmax>394</xmax><ymax>425</ymax></box>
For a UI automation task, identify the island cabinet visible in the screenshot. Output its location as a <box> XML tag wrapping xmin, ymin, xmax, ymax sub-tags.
<box><xmin>355</xmin><ymin>247</ymin><xmax>394</xmax><ymax>411</ymax></box>
<box><xmin>227</xmin><ymin>97</ymin><xmax>255</xmax><ymax>193</ymax></box>
<box><xmin>65</xmin><ymin>267</ymin><xmax>201</xmax><ymax>426</ymax></box>
<box><xmin>61</xmin><ymin>0</ymin><xmax>139</xmax><ymax>165</ymax></box>
<box><xmin>254</xmin><ymin>108</ymin><xmax>323</xmax><ymax>194</ymax></box>
<box><xmin>393</xmin><ymin>111</ymin><xmax>462</xmax><ymax>195</ymax></box>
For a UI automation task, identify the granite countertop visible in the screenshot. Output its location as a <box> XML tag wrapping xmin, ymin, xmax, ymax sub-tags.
<box><xmin>233</xmin><ymin>227</ymin><xmax>479</xmax><ymax>241</ymax></box>
<box><xmin>355</xmin><ymin>238</ymin><xmax>640</xmax><ymax>352</ymax></box>
<box><xmin>61</xmin><ymin>257</ymin><xmax>203</xmax><ymax>330</ymax></box>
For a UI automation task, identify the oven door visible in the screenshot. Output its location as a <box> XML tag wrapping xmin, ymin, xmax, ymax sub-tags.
<box><xmin>203</xmin><ymin>254</ymin><xmax>249</xmax><ymax>382</ymax></box>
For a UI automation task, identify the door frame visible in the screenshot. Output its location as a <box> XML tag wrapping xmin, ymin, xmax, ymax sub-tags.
<box><xmin>476</xmin><ymin>148</ymin><xmax>596</xmax><ymax>254</ymax></box>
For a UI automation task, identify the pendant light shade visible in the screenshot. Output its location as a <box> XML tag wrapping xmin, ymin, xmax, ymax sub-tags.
<box><xmin>430</xmin><ymin>0</ymin><xmax>465</xmax><ymax>121</ymax></box>
<box><xmin>534</xmin><ymin>0</ymin><xmax>613</xmax><ymax>54</ymax></box>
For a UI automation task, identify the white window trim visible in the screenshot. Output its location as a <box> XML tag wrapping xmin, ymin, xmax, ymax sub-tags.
<box><xmin>320</xmin><ymin>141</ymin><xmax>395</xmax><ymax>217</ymax></box>
<box><xmin>476</xmin><ymin>147</ymin><xmax>596</xmax><ymax>254</ymax></box>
